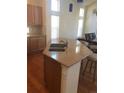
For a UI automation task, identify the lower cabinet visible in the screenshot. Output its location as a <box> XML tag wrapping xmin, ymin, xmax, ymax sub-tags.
<box><xmin>27</xmin><ymin>36</ymin><xmax>45</xmax><ymax>54</ymax></box>
<box><xmin>37</xmin><ymin>37</ymin><xmax>45</xmax><ymax>50</ymax></box>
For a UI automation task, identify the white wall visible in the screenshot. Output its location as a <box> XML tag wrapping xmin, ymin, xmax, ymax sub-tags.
<box><xmin>60</xmin><ymin>0</ymin><xmax>88</xmax><ymax>39</ymax></box>
<box><xmin>83</xmin><ymin>2</ymin><xmax>97</xmax><ymax>34</ymax></box>
<box><xmin>59</xmin><ymin>0</ymin><xmax>82</xmax><ymax>39</ymax></box>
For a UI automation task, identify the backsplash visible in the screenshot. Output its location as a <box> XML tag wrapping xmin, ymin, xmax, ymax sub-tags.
<box><xmin>27</xmin><ymin>26</ymin><xmax>45</xmax><ymax>36</ymax></box>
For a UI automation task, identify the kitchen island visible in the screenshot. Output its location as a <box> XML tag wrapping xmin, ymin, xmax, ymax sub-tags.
<box><xmin>43</xmin><ymin>39</ymin><xmax>92</xmax><ymax>93</ymax></box>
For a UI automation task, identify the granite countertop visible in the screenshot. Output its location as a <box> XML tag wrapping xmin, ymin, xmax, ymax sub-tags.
<box><xmin>43</xmin><ymin>39</ymin><xmax>92</xmax><ymax>67</ymax></box>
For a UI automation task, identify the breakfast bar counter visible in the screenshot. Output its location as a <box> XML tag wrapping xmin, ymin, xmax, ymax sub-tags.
<box><xmin>43</xmin><ymin>39</ymin><xmax>92</xmax><ymax>93</ymax></box>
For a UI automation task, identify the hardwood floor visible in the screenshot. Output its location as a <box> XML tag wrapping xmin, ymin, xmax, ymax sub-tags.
<box><xmin>27</xmin><ymin>52</ymin><xmax>49</xmax><ymax>93</ymax></box>
<box><xmin>27</xmin><ymin>52</ymin><xmax>96</xmax><ymax>93</ymax></box>
<box><xmin>78</xmin><ymin>59</ymin><xmax>97</xmax><ymax>93</ymax></box>
<box><xmin>78</xmin><ymin>77</ymin><xmax>97</xmax><ymax>93</ymax></box>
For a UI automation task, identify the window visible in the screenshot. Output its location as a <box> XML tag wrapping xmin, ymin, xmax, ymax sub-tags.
<box><xmin>79</xmin><ymin>8</ymin><xmax>84</xmax><ymax>17</ymax></box>
<box><xmin>77</xmin><ymin>19</ymin><xmax>83</xmax><ymax>37</ymax></box>
<box><xmin>51</xmin><ymin>0</ymin><xmax>60</xmax><ymax>12</ymax></box>
<box><xmin>49</xmin><ymin>0</ymin><xmax>60</xmax><ymax>40</ymax></box>
<box><xmin>77</xmin><ymin>8</ymin><xmax>84</xmax><ymax>38</ymax></box>
<box><xmin>50</xmin><ymin>0</ymin><xmax>60</xmax><ymax>40</ymax></box>
<box><xmin>51</xmin><ymin>15</ymin><xmax>59</xmax><ymax>39</ymax></box>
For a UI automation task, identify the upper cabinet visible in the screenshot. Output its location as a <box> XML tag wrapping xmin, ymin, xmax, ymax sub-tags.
<box><xmin>27</xmin><ymin>5</ymin><xmax>34</xmax><ymax>25</ymax></box>
<box><xmin>34</xmin><ymin>6</ymin><xmax>42</xmax><ymax>25</ymax></box>
<box><xmin>27</xmin><ymin>0</ymin><xmax>43</xmax><ymax>7</ymax></box>
<box><xmin>27</xmin><ymin>4</ymin><xmax>42</xmax><ymax>26</ymax></box>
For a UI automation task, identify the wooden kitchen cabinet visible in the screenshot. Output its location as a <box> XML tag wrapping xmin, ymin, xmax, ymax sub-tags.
<box><xmin>27</xmin><ymin>4</ymin><xmax>42</xmax><ymax>25</ymax></box>
<box><xmin>34</xmin><ymin>6</ymin><xmax>42</xmax><ymax>25</ymax></box>
<box><xmin>27</xmin><ymin>5</ymin><xmax>34</xmax><ymax>25</ymax></box>
<box><xmin>37</xmin><ymin>37</ymin><xmax>45</xmax><ymax>50</ymax></box>
<box><xmin>27</xmin><ymin>0</ymin><xmax>43</xmax><ymax>7</ymax></box>
<box><xmin>30</xmin><ymin>37</ymin><xmax>39</xmax><ymax>52</ymax></box>
<box><xmin>27</xmin><ymin>36</ymin><xmax>45</xmax><ymax>54</ymax></box>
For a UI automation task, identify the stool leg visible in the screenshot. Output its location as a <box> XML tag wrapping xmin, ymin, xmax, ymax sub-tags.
<box><xmin>93</xmin><ymin>61</ymin><xmax>97</xmax><ymax>82</ymax></box>
<box><xmin>89</xmin><ymin>61</ymin><xmax>93</xmax><ymax>73</ymax></box>
<box><xmin>82</xmin><ymin>59</ymin><xmax>89</xmax><ymax>77</ymax></box>
<box><xmin>81</xmin><ymin>58</ymin><xmax>87</xmax><ymax>76</ymax></box>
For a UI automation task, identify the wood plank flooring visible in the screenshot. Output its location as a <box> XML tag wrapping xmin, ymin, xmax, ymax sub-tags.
<box><xmin>27</xmin><ymin>52</ymin><xmax>96</xmax><ymax>93</ymax></box>
<box><xmin>27</xmin><ymin>52</ymin><xmax>49</xmax><ymax>93</ymax></box>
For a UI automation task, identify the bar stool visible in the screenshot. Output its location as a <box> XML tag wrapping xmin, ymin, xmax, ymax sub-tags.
<box><xmin>82</xmin><ymin>53</ymin><xmax>97</xmax><ymax>82</ymax></box>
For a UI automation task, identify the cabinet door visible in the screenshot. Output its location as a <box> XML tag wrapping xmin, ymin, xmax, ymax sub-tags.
<box><xmin>30</xmin><ymin>37</ymin><xmax>39</xmax><ymax>52</ymax></box>
<box><xmin>27</xmin><ymin>5</ymin><xmax>42</xmax><ymax>25</ymax></box>
<box><xmin>29</xmin><ymin>36</ymin><xmax>45</xmax><ymax>53</ymax></box>
<box><xmin>37</xmin><ymin>37</ymin><xmax>45</xmax><ymax>50</ymax></box>
<box><xmin>34</xmin><ymin>6</ymin><xmax>42</xmax><ymax>25</ymax></box>
<box><xmin>27</xmin><ymin>5</ymin><xmax>35</xmax><ymax>25</ymax></box>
